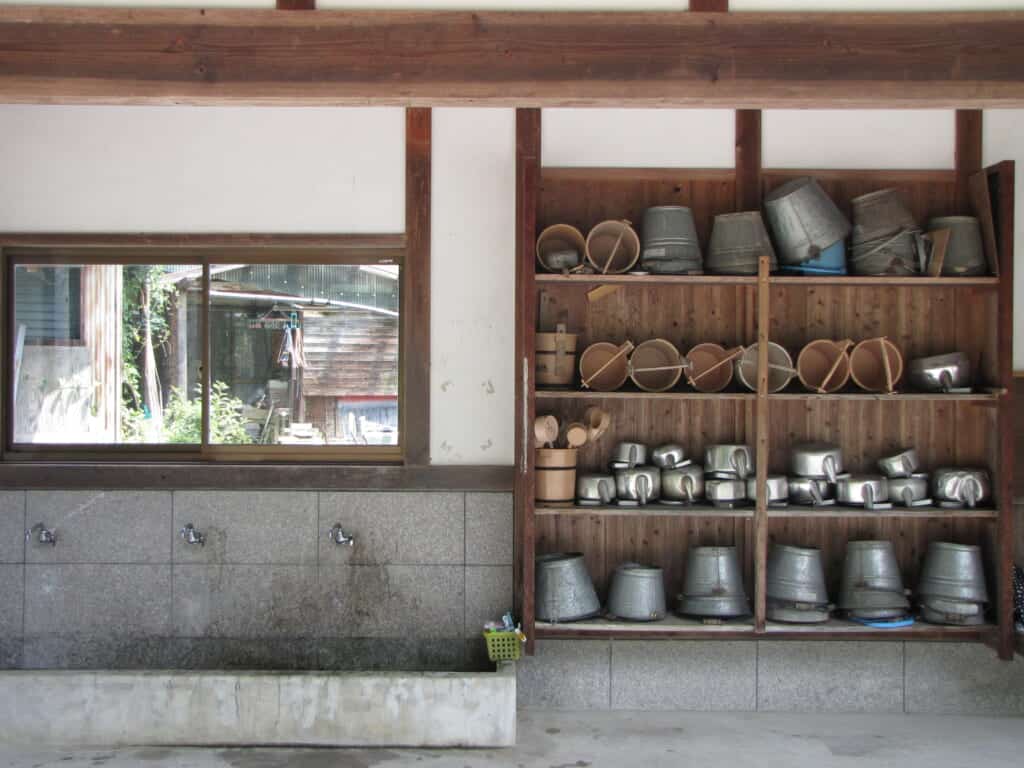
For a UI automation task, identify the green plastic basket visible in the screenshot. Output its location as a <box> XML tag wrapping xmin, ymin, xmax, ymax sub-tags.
<box><xmin>484</xmin><ymin>631</ymin><xmax>522</xmax><ymax>662</ymax></box>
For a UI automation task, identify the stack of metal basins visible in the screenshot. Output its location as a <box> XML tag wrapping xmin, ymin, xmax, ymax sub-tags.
<box><xmin>765</xmin><ymin>177</ymin><xmax>851</xmax><ymax>275</ymax></box>
<box><xmin>917</xmin><ymin>542</ymin><xmax>989</xmax><ymax>626</ymax></box>
<box><xmin>640</xmin><ymin>206</ymin><xmax>703</xmax><ymax>274</ymax></box>
<box><xmin>677</xmin><ymin>546</ymin><xmax>750</xmax><ymax>618</ymax></box>
<box><xmin>838</xmin><ymin>541</ymin><xmax>910</xmax><ymax>620</ymax></box>
<box><xmin>766</xmin><ymin>544</ymin><xmax>831</xmax><ymax>623</ymax></box>
<box><xmin>850</xmin><ymin>188</ymin><xmax>922</xmax><ymax>276</ymax></box>
<box><xmin>706</xmin><ymin>211</ymin><xmax>778</xmax><ymax>275</ymax></box>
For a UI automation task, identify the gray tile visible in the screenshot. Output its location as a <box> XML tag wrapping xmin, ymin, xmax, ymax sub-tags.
<box><xmin>0</xmin><ymin>636</ymin><xmax>22</xmax><ymax>669</ymax></box>
<box><xmin>905</xmin><ymin>642</ymin><xmax>1024</xmax><ymax>715</ymax></box>
<box><xmin>317</xmin><ymin>638</ymin><xmax>465</xmax><ymax>672</ymax></box>
<box><xmin>26</xmin><ymin>491</ymin><xmax>170</xmax><ymax>564</ymax></box>
<box><xmin>0</xmin><ymin>490</ymin><xmax>25</xmax><ymax>563</ymax></box>
<box><xmin>466</xmin><ymin>492</ymin><xmax>512</xmax><ymax>565</ymax></box>
<box><xmin>612</xmin><ymin>640</ymin><xmax>756</xmax><ymax>711</ymax></box>
<box><xmin>757</xmin><ymin>640</ymin><xmax>904</xmax><ymax>713</ymax></box>
<box><xmin>172</xmin><ymin>491</ymin><xmax>317</xmax><ymax>565</ymax></box>
<box><xmin>318</xmin><ymin>565</ymin><xmax>464</xmax><ymax>639</ymax></box>
<box><xmin>21</xmin><ymin>635</ymin><xmax>182</xmax><ymax>670</ymax></box>
<box><xmin>0</xmin><ymin>564</ymin><xmax>24</xmax><ymax>637</ymax></box>
<box><xmin>173</xmin><ymin>565</ymin><xmax>319</xmax><ymax>639</ymax></box>
<box><xmin>318</xmin><ymin>492</ymin><xmax>463</xmax><ymax>566</ymax></box>
<box><xmin>24</xmin><ymin>564</ymin><xmax>171</xmax><ymax>637</ymax></box>
<box><xmin>465</xmin><ymin>565</ymin><xmax>513</xmax><ymax>638</ymax></box>
<box><xmin>170</xmin><ymin>638</ymin><xmax>319</xmax><ymax>671</ymax></box>
<box><xmin>517</xmin><ymin>639</ymin><xmax>610</xmax><ymax>710</ymax></box>
<box><xmin>465</xmin><ymin>637</ymin><xmax>496</xmax><ymax>672</ymax></box>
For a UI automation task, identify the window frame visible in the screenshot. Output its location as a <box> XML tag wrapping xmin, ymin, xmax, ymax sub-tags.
<box><xmin>0</xmin><ymin>238</ymin><xmax>411</xmax><ymax>465</ymax></box>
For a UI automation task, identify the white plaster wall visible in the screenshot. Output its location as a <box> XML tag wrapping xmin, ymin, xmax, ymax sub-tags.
<box><xmin>430</xmin><ymin>109</ymin><xmax>515</xmax><ymax>464</ymax></box>
<box><xmin>0</xmin><ymin>105</ymin><xmax>404</xmax><ymax>233</ymax></box>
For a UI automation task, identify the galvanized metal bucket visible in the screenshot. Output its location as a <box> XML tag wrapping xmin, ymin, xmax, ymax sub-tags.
<box><xmin>641</xmin><ymin>206</ymin><xmax>702</xmax><ymax>274</ymax></box>
<box><xmin>766</xmin><ymin>544</ymin><xmax>829</xmax><ymax>606</ymax></box>
<box><xmin>839</xmin><ymin>540</ymin><xmax>909</xmax><ymax>615</ymax></box>
<box><xmin>678</xmin><ymin>546</ymin><xmax>750</xmax><ymax>618</ymax></box>
<box><xmin>607</xmin><ymin>563</ymin><xmax>667</xmax><ymax>622</ymax></box>
<box><xmin>850</xmin><ymin>188</ymin><xmax>921</xmax><ymax>276</ymax></box>
<box><xmin>707</xmin><ymin>211</ymin><xmax>777</xmax><ymax>275</ymax></box>
<box><xmin>764</xmin><ymin>177</ymin><xmax>851</xmax><ymax>266</ymax></box>
<box><xmin>927</xmin><ymin>216</ymin><xmax>987</xmax><ymax>276</ymax></box>
<box><xmin>535</xmin><ymin>552</ymin><xmax>602</xmax><ymax>623</ymax></box>
<box><xmin>918</xmin><ymin>541</ymin><xmax>989</xmax><ymax>603</ymax></box>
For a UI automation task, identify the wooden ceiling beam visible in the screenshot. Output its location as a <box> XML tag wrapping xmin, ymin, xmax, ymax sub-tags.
<box><xmin>1</xmin><ymin>8</ymin><xmax>1024</xmax><ymax>107</ymax></box>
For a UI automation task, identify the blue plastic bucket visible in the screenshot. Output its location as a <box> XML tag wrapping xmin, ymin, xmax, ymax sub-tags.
<box><xmin>780</xmin><ymin>239</ymin><xmax>847</xmax><ymax>275</ymax></box>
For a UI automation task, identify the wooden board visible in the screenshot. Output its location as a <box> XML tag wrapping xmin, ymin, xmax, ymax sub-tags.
<box><xmin>5</xmin><ymin>9</ymin><xmax>1024</xmax><ymax>106</ymax></box>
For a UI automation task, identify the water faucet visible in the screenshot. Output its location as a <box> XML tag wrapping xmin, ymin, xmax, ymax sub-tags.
<box><xmin>180</xmin><ymin>523</ymin><xmax>205</xmax><ymax>546</ymax></box>
<box><xmin>326</xmin><ymin>523</ymin><xmax>355</xmax><ymax>547</ymax></box>
<box><xmin>26</xmin><ymin>523</ymin><xmax>56</xmax><ymax>546</ymax></box>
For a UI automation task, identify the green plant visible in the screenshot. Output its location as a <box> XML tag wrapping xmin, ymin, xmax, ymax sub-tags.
<box><xmin>163</xmin><ymin>381</ymin><xmax>252</xmax><ymax>445</ymax></box>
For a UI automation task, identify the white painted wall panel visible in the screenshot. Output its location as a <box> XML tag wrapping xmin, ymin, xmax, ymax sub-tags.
<box><xmin>430</xmin><ymin>109</ymin><xmax>516</xmax><ymax>464</ymax></box>
<box><xmin>0</xmin><ymin>0</ymin><xmax>273</xmax><ymax>6</ymax></box>
<box><xmin>0</xmin><ymin>106</ymin><xmax>404</xmax><ymax>233</ymax></box>
<box><xmin>542</xmin><ymin>109</ymin><xmax>734</xmax><ymax>168</ymax></box>
<box><xmin>763</xmin><ymin>110</ymin><xmax>955</xmax><ymax>170</ymax></box>
<box><xmin>982</xmin><ymin>110</ymin><xmax>1024</xmax><ymax>370</ymax></box>
<box><xmin>731</xmin><ymin>1</ymin><xmax>1024</xmax><ymax>10</ymax></box>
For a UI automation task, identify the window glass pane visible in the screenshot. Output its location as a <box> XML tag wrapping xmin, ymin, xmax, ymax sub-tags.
<box><xmin>12</xmin><ymin>264</ymin><xmax>202</xmax><ymax>445</ymax></box>
<box><xmin>209</xmin><ymin>263</ymin><xmax>400</xmax><ymax>446</ymax></box>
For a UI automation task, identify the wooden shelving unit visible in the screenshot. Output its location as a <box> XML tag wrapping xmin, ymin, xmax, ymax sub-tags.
<box><xmin>513</xmin><ymin>109</ymin><xmax>1016</xmax><ymax>658</ymax></box>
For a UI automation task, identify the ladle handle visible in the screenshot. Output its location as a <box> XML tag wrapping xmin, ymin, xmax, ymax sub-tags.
<box><xmin>688</xmin><ymin>346</ymin><xmax>744</xmax><ymax>385</ymax></box>
<box><xmin>601</xmin><ymin>220</ymin><xmax>630</xmax><ymax>275</ymax></box>
<box><xmin>879</xmin><ymin>337</ymin><xmax>895</xmax><ymax>393</ymax></box>
<box><xmin>818</xmin><ymin>339</ymin><xmax>853</xmax><ymax>393</ymax></box>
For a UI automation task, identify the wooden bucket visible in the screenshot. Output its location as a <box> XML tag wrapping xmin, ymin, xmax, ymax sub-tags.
<box><xmin>536</xmin><ymin>224</ymin><xmax>587</xmax><ymax>272</ymax></box>
<box><xmin>797</xmin><ymin>339</ymin><xmax>852</xmax><ymax>393</ymax></box>
<box><xmin>585</xmin><ymin>220</ymin><xmax>640</xmax><ymax>274</ymax></box>
<box><xmin>579</xmin><ymin>341</ymin><xmax>631</xmax><ymax>392</ymax></box>
<box><xmin>629</xmin><ymin>338</ymin><xmax>685</xmax><ymax>392</ymax></box>
<box><xmin>536</xmin><ymin>327</ymin><xmax>578</xmax><ymax>387</ymax></box>
<box><xmin>536</xmin><ymin>448</ymin><xmax>578</xmax><ymax>503</ymax></box>
<box><xmin>686</xmin><ymin>343</ymin><xmax>742</xmax><ymax>393</ymax></box>
<box><xmin>850</xmin><ymin>337</ymin><xmax>903</xmax><ymax>393</ymax></box>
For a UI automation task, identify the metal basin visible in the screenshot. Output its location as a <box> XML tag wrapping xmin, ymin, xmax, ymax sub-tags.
<box><xmin>790</xmin><ymin>442</ymin><xmax>844</xmax><ymax>482</ymax></box>
<box><xmin>788</xmin><ymin>476</ymin><xmax>834</xmax><ymax>506</ymax></box>
<box><xmin>661</xmin><ymin>464</ymin><xmax>705</xmax><ymax>503</ymax></box>
<box><xmin>836</xmin><ymin>474</ymin><xmax>890</xmax><ymax>509</ymax></box>
<box><xmin>704</xmin><ymin>444</ymin><xmax>754</xmax><ymax>479</ymax></box>
<box><xmin>576</xmin><ymin>474</ymin><xmax>616</xmax><ymax>506</ymax></box>
<box><xmin>878</xmin><ymin>448</ymin><xmax>920</xmax><ymax>478</ymax></box>
<box><xmin>614</xmin><ymin>465</ymin><xmax>661</xmax><ymax>505</ymax></box>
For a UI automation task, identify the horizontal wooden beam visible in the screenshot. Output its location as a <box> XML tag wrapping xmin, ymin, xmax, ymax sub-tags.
<box><xmin>2</xmin><ymin>8</ymin><xmax>1024</xmax><ymax>106</ymax></box>
<box><xmin>0</xmin><ymin>462</ymin><xmax>515</xmax><ymax>491</ymax></box>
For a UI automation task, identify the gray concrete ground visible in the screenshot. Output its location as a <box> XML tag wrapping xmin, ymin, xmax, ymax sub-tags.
<box><xmin>2</xmin><ymin>710</ymin><xmax>1023</xmax><ymax>768</ymax></box>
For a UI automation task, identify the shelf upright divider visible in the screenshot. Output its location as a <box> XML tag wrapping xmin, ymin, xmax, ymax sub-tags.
<box><xmin>754</xmin><ymin>254</ymin><xmax>771</xmax><ymax>632</ymax></box>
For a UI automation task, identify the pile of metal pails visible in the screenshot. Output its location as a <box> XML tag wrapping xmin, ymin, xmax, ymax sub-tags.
<box><xmin>917</xmin><ymin>542</ymin><xmax>990</xmax><ymax>625</ymax></box>
<box><xmin>536</xmin><ymin>547</ymin><xmax>750</xmax><ymax>623</ymax></box>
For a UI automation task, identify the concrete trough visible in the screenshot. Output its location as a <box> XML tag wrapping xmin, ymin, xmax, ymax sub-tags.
<box><xmin>0</xmin><ymin>663</ymin><xmax>516</xmax><ymax>747</ymax></box>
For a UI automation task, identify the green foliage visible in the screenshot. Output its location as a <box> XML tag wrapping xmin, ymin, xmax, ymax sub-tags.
<box><xmin>121</xmin><ymin>265</ymin><xmax>174</xmax><ymax>411</ymax></box>
<box><xmin>163</xmin><ymin>381</ymin><xmax>253</xmax><ymax>445</ymax></box>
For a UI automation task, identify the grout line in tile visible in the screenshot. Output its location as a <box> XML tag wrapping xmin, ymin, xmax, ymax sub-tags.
<box><xmin>608</xmin><ymin>640</ymin><xmax>614</xmax><ymax>710</ymax></box>
<box><xmin>169</xmin><ymin>490</ymin><xmax>175</xmax><ymax>635</ymax></box>
<box><xmin>754</xmin><ymin>640</ymin><xmax>759</xmax><ymax>712</ymax></box>
<box><xmin>902</xmin><ymin>640</ymin><xmax>907</xmax><ymax>713</ymax></box>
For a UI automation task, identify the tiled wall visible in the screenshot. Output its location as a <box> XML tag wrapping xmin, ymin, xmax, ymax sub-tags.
<box><xmin>518</xmin><ymin>639</ymin><xmax>1024</xmax><ymax>715</ymax></box>
<box><xmin>0</xmin><ymin>489</ymin><xmax>513</xmax><ymax>671</ymax></box>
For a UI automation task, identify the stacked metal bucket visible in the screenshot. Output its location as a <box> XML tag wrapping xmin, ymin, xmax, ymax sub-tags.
<box><xmin>838</xmin><ymin>541</ymin><xmax>910</xmax><ymax>620</ymax></box>
<box><xmin>850</xmin><ymin>188</ymin><xmax>922</xmax><ymax>276</ymax></box>
<box><xmin>766</xmin><ymin>544</ymin><xmax>830</xmax><ymax>623</ymax></box>
<box><xmin>677</xmin><ymin>546</ymin><xmax>750</xmax><ymax>618</ymax></box>
<box><xmin>640</xmin><ymin>206</ymin><xmax>703</xmax><ymax>274</ymax></box>
<box><xmin>917</xmin><ymin>542</ymin><xmax>989</xmax><ymax>625</ymax></box>
<box><xmin>764</xmin><ymin>177</ymin><xmax>851</xmax><ymax>275</ymax></box>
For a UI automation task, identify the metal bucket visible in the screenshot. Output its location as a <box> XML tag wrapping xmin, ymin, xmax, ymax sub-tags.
<box><xmin>767</xmin><ymin>544</ymin><xmax>829</xmax><ymax>606</ymax></box>
<box><xmin>678</xmin><ymin>546</ymin><xmax>750</xmax><ymax>618</ymax></box>
<box><xmin>839</xmin><ymin>540</ymin><xmax>909</xmax><ymax>615</ymax></box>
<box><xmin>607</xmin><ymin>563</ymin><xmax>667</xmax><ymax>621</ymax></box>
<box><xmin>736</xmin><ymin>342</ymin><xmax>795</xmax><ymax>393</ymax></box>
<box><xmin>641</xmin><ymin>206</ymin><xmax>702</xmax><ymax>274</ymax></box>
<box><xmin>535</xmin><ymin>552</ymin><xmax>601</xmax><ymax>622</ymax></box>
<box><xmin>850</xmin><ymin>188</ymin><xmax>921</xmax><ymax>276</ymax></box>
<box><xmin>920</xmin><ymin>599</ymin><xmax>986</xmax><ymax>626</ymax></box>
<box><xmin>927</xmin><ymin>216</ymin><xmax>987</xmax><ymax>276</ymax></box>
<box><xmin>764</xmin><ymin>177</ymin><xmax>851</xmax><ymax>266</ymax></box>
<box><xmin>918</xmin><ymin>541</ymin><xmax>989</xmax><ymax>603</ymax></box>
<box><xmin>852</xmin><ymin>188</ymin><xmax>918</xmax><ymax>244</ymax></box>
<box><xmin>707</xmin><ymin>211</ymin><xmax>777</xmax><ymax>275</ymax></box>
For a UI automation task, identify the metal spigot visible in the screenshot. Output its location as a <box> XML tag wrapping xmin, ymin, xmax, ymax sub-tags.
<box><xmin>25</xmin><ymin>523</ymin><xmax>56</xmax><ymax>546</ymax></box>
<box><xmin>180</xmin><ymin>523</ymin><xmax>205</xmax><ymax>546</ymax></box>
<box><xmin>326</xmin><ymin>524</ymin><xmax>355</xmax><ymax>547</ymax></box>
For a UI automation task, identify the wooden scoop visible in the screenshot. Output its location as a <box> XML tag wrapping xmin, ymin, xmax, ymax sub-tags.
<box><xmin>564</xmin><ymin>422</ymin><xmax>588</xmax><ymax>449</ymax></box>
<box><xmin>817</xmin><ymin>339</ymin><xmax>852</xmax><ymax>394</ymax></box>
<box><xmin>581</xmin><ymin>340</ymin><xmax>634</xmax><ymax>390</ymax></box>
<box><xmin>688</xmin><ymin>346</ymin><xmax>745</xmax><ymax>386</ymax></box>
<box><xmin>534</xmin><ymin>415</ymin><xmax>559</xmax><ymax>448</ymax></box>
<box><xmin>583</xmin><ymin>406</ymin><xmax>611</xmax><ymax>443</ymax></box>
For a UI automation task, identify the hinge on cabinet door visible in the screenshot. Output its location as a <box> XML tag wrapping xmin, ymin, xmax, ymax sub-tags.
<box><xmin>522</xmin><ymin>356</ymin><xmax>529</xmax><ymax>474</ymax></box>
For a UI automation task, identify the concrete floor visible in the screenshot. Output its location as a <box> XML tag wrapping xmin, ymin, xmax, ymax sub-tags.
<box><xmin>1</xmin><ymin>710</ymin><xmax>1023</xmax><ymax>768</ymax></box>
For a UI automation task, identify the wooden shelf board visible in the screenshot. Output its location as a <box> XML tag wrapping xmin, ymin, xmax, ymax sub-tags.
<box><xmin>536</xmin><ymin>615</ymin><xmax>756</xmax><ymax>639</ymax></box>
<box><xmin>535</xmin><ymin>273</ymin><xmax>756</xmax><ymax>287</ymax></box>
<box><xmin>768</xmin><ymin>391</ymin><xmax>998</xmax><ymax>403</ymax></box>
<box><xmin>536</xmin><ymin>388</ymin><xmax>755</xmax><ymax>402</ymax></box>
<box><xmin>769</xmin><ymin>275</ymin><xmax>999</xmax><ymax>288</ymax></box>
<box><xmin>764</xmin><ymin>619</ymin><xmax>994</xmax><ymax>640</ymax></box>
<box><xmin>767</xmin><ymin>505</ymin><xmax>998</xmax><ymax>519</ymax></box>
<box><xmin>536</xmin><ymin>503</ymin><xmax>754</xmax><ymax>518</ymax></box>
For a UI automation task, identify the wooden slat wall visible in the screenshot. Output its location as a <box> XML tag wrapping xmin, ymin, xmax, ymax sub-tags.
<box><xmin>81</xmin><ymin>265</ymin><xmax>121</xmax><ymax>441</ymax></box>
<box><xmin>302</xmin><ymin>309</ymin><xmax>398</xmax><ymax>397</ymax></box>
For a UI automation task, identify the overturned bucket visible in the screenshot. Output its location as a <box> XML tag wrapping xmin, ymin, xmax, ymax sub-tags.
<box><xmin>707</xmin><ymin>211</ymin><xmax>777</xmax><ymax>275</ymax></box>
<box><xmin>765</xmin><ymin>177</ymin><xmax>851</xmax><ymax>267</ymax></box>
<box><xmin>678</xmin><ymin>546</ymin><xmax>750</xmax><ymax>618</ymax></box>
<box><xmin>641</xmin><ymin>206</ymin><xmax>702</xmax><ymax>274</ymax></box>
<box><xmin>839</xmin><ymin>540</ymin><xmax>909</xmax><ymax>619</ymax></box>
<box><xmin>607</xmin><ymin>563</ymin><xmax>667</xmax><ymax>622</ymax></box>
<box><xmin>535</xmin><ymin>552</ymin><xmax>601</xmax><ymax>623</ymax></box>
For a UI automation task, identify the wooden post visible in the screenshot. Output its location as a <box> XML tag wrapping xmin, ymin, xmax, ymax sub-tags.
<box><xmin>735</xmin><ymin>110</ymin><xmax>762</xmax><ymax>212</ymax></box>
<box><xmin>755</xmin><ymin>254</ymin><xmax>771</xmax><ymax>633</ymax></box>
<box><xmin>955</xmin><ymin>110</ymin><xmax>983</xmax><ymax>213</ymax></box>
<box><xmin>515</xmin><ymin>109</ymin><xmax>541</xmax><ymax>653</ymax></box>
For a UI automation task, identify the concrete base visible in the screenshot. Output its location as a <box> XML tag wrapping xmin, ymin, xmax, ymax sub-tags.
<box><xmin>0</xmin><ymin>663</ymin><xmax>516</xmax><ymax>748</ymax></box>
